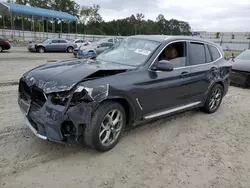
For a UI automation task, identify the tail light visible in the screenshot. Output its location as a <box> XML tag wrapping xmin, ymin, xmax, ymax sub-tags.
<box><xmin>4</xmin><ymin>40</ymin><xmax>9</xmax><ymax>44</ymax></box>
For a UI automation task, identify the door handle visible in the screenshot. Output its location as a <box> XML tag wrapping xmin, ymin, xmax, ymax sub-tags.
<box><xmin>180</xmin><ymin>71</ymin><xmax>189</xmax><ymax>78</ymax></box>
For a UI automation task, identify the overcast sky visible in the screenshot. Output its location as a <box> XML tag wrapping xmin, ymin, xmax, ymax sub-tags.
<box><xmin>76</xmin><ymin>0</ymin><xmax>250</xmax><ymax>32</ymax></box>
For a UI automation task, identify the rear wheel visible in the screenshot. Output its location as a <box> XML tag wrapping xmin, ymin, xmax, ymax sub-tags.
<box><xmin>38</xmin><ymin>47</ymin><xmax>45</xmax><ymax>53</ymax></box>
<box><xmin>84</xmin><ymin>101</ymin><xmax>126</xmax><ymax>152</ymax></box>
<box><xmin>67</xmin><ymin>46</ymin><xmax>73</xmax><ymax>53</ymax></box>
<box><xmin>203</xmin><ymin>84</ymin><xmax>224</xmax><ymax>113</ymax></box>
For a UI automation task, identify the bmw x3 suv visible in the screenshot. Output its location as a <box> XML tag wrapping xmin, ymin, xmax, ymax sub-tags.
<box><xmin>18</xmin><ymin>35</ymin><xmax>232</xmax><ymax>152</ymax></box>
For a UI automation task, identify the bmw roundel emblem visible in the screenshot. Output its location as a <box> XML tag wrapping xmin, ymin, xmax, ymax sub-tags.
<box><xmin>29</xmin><ymin>77</ymin><xmax>36</xmax><ymax>85</ymax></box>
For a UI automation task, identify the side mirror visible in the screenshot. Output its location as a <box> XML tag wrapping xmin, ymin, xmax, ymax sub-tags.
<box><xmin>153</xmin><ymin>60</ymin><xmax>174</xmax><ymax>71</ymax></box>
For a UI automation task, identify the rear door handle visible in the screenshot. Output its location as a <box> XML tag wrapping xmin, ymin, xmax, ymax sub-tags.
<box><xmin>180</xmin><ymin>71</ymin><xmax>189</xmax><ymax>78</ymax></box>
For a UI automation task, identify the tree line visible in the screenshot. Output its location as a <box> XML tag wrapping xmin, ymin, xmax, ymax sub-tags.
<box><xmin>2</xmin><ymin>0</ymin><xmax>192</xmax><ymax>36</ymax></box>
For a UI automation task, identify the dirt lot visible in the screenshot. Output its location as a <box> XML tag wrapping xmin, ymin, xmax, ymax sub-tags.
<box><xmin>1</xmin><ymin>47</ymin><xmax>250</xmax><ymax>188</ymax></box>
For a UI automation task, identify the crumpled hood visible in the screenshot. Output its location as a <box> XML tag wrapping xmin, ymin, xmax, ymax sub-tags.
<box><xmin>23</xmin><ymin>59</ymin><xmax>134</xmax><ymax>94</ymax></box>
<box><xmin>232</xmin><ymin>59</ymin><xmax>250</xmax><ymax>72</ymax></box>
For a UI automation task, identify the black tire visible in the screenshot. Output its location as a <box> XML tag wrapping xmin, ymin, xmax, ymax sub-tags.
<box><xmin>37</xmin><ymin>46</ymin><xmax>45</xmax><ymax>53</ymax></box>
<box><xmin>84</xmin><ymin>101</ymin><xmax>126</xmax><ymax>152</ymax></box>
<box><xmin>67</xmin><ymin>46</ymin><xmax>73</xmax><ymax>53</ymax></box>
<box><xmin>203</xmin><ymin>84</ymin><xmax>224</xmax><ymax>114</ymax></box>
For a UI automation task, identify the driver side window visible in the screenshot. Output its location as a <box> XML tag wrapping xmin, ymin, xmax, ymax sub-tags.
<box><xmin>158</xmin><ymin>42</ymin><xmax>187</xmax><ymax>68</ymax></box>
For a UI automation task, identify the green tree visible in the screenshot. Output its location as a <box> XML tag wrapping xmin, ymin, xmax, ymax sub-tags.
<box><xmin>5</xmin><ymin>0</ymin><xmax>192</xmax><ymax>36</ymax></box>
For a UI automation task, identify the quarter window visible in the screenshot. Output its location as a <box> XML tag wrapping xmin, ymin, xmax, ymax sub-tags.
<box><xmin>208</xmin><ymin>45</ymin><xmax>221</xmax><ymax>61</ymax></box>
<box><xmin>189</xmin><ymin>42</ymin><xmax>206</xmax><ymax>65</ymax></box>
<box><xmin>59</xmin><ymin>40</ymin><xmax>67</xmax><ymax>43</ymax></box>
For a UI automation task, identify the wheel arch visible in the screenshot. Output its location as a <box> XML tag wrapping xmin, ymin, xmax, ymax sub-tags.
<box><xmin>100</xmin><ymin>96</ymin><xmax>137</xmax><ymax>126</ymax></box>
<box><xmin>205</xmin><ymin>80</ymin><xmax>225</xmax><ymax>103</ymax></box>
<box><xmin>36</xmin><ymin>45</ymin><xmax>45</xmax><ymax>51</ymax></box>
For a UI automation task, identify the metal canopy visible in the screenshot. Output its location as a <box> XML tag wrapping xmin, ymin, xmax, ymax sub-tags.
<box><xmin>0</xmin><ymin>2</ymin><xmax>78</xmax><ymax>21</ymax></box>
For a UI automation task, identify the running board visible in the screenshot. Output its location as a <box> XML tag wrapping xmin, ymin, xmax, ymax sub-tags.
<box><xmin>144</xmin><ymin>101</ymin><xmax>201</xmax><ymax>120</ymax></box>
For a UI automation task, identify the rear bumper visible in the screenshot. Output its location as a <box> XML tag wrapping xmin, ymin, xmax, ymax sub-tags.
<box><xmin>77</xmin><ymin>50</ymin><xmax>97</xmax><ymax>58</ymax></box>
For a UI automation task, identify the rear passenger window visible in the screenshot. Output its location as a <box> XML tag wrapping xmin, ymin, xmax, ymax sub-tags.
<box><xmin>59</xmin><ymin>40</ymin><xmax>67</xmax><ymax>43</ymax></box>
<box><xmin>189</xmin><ymin>42</ymin><xmax>206</xmax><ymax>65</ymax></box>
<box><xmin>208</xmin><ymin>45</ymin><xmax>221</xmax><ymax>61</ymax></box>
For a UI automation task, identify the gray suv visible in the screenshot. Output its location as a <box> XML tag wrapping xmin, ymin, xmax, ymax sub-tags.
<box><xmin>28</xmin><ymin>39</ymin><xmax>77</xmax><ymax>53</ymax></box>
<box><xmin>19</xmin><ymin>35</ymin><xmax>231</xmax><ymax>152</ymax></box>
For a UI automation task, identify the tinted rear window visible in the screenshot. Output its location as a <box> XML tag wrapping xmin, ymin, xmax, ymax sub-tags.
<box><xmin>189</xmin><ymin>42</ymin><xmax>206</xmax><ymax>65</ymax></box>
<box><xmin>208</xmin><ymin>45</ymin><xmax>221</xmax><ymax>61</ymax></box>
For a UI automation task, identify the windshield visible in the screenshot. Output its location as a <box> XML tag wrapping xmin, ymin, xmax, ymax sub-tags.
<box><xmin>236</xmin><ymin>50</ymin><xmax>250</xmax><ymax>60</ymax></box>
<box><xmin>43</xmin><ymin>39</ymin><xmax>51</xmax><ymax>44</ymax></box>
<box><xmin>96</xmin><ymin>37</ymin><xmax>160</xmax><ymax>66</ymax></box>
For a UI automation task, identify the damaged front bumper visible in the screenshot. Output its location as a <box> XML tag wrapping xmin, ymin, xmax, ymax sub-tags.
<box><xmin>24</xmin><ymin>116</ymin><xmax>47</xmax><ymax>140</ymax></box>
<box><xmin>18</xmin><ymin>78</ymin><xmax>109</xmax><ymax>144</ymax></box>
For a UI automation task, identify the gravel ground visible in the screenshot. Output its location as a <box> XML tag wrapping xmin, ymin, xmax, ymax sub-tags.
<box><xmin>0</xmin><ymin>48</ymin><xmax>250</xmax><ymax>188</ymax></box>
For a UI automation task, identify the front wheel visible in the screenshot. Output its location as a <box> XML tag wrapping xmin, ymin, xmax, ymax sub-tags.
<box><xmin>203</xmin><ymin>84</ymin><xmax>224</xmax><ymax>113</ymax></box>
<box><xmin>38</xmin><ymin>47</ymin><xmax>45</xmax><ymax>53</ymax></box>
<box><xmin>84</xmin><ymin>101</ymin><xmax>126</xmax><ymax>152</ymax></box>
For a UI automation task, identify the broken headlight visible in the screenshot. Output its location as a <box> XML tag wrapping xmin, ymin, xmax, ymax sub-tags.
<box><xmin>70</xmin><ymin>84</ymin><xmax>109</xmax><ymax>105</ymax></box>
<box><xmin>50</xmin><ymin>91</ymin><xmax>71</xmax><ymax>106</ymax></box>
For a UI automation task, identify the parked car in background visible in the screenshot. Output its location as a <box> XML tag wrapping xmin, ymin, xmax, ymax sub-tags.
<box><xmin>0</xmin><ymin>38</ymin><xmax>11</xmax><ymax>52</ymax></box>
<box><xmin>28</xmin><ymin>39</ymin><xmax>77</xmax><ymax>53</ymax></box>
<box><xmin>18</xmin><ymin>35</ymin><xmax>231</xmax><ymax>152</ymax></box>
<box><xmin>73</xmin><ymin>37</ymin><xmax>120</xmax><ymax>58</ymax></box>
<box><xmin>73</xmin><ymin>39</ymin><xmax>91</xmax><ymax>48</ymax></box>
<box><xmin>230</xmin><ymin>50</ymin><xmax>250</xmax><ymax>87</ymax></box>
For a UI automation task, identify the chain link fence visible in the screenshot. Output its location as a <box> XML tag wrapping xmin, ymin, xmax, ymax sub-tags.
<box><xmin>1</xmin><ymin>29</ymin><xmax>250</xmax><ymax>53</ymax></box>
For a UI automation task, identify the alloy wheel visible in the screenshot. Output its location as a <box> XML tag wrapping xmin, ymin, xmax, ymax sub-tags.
<box><xmin>99</xmin><ymin>109</ymin><xmax>123</xmax><ymax>146</ymax></box>
<box><xmin>209</xmin><ymin>88</ymin><xmax>222</xmax><ymax>111</ymax></box>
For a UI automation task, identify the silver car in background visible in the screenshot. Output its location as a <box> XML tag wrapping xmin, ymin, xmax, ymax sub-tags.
<box><xmin>28</xmin><ymin>39</ymin><xmax>77</xmax><ymax>53</ymax></box>
<box><xmin>73</xmin><ymin>37</ymin><xmax>121</xmax><ymax>58</ymax></box>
